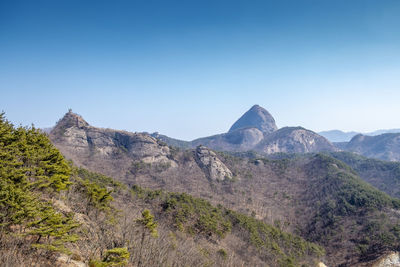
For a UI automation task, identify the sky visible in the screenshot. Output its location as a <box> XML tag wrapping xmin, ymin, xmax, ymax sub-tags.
<box><xmin>1</xmin><ymin>0</ymin><xmax>400</xmax><ymax>140</ymax></box>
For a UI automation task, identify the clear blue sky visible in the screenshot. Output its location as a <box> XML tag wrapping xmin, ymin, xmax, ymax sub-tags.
<box><xmin>1</xmin><ymin>0</ymin><xmax>399</xmax><ymax>140</ymax></box>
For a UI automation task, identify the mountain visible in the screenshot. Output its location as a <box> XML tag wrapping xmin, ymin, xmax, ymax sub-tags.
<box><xmin>48</xmin><ymin>111</ymin><xmax>400</xmax><ymax>266</ymax></box>
<box><xmin>228</xmin><ymin>104</ymin><xmax>278</xmax><ymax>133</ymax></box>
<box><xmin>49</xmin><ymin>110</ymin><xmax>177</xmax><ymax>179</ymax></box>
<box><xmin>319</xmin><ymin>129</ymin><xmax>400</xmax><ymax>143</ymax></box>
<box><xmin>343</xmin><ymin>133</ymin><xmax>400</xmax><ymax>161</ymax></box>
<box><xmin>191</xmin><ymin>127</ymin><xmax>265</xmax><ymax>152</ymax></box>
<box><xmin>319</xmin><ymin>130</ymin><xmax>400</xmax><ymax>162</ymax></box>
<box><xmin>169</xmin><ymin>105</ymin><xmax>336</xmax><ymax>154</ymax></box>
<box><xmin>0</xmin><ymin>113</ymin><xmax>326</xmax><ymax>267</ymax></box>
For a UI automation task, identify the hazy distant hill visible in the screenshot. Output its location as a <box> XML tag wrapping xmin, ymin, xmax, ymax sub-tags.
<box><xmin>319</xmin><ymin>130</ymin><xmax>360</xmax><ymax>142</ymax></box>
<box><xmin>319</xmin><ymin>129</ymin><xmax>400</xmax><ymax>142</ymax></box>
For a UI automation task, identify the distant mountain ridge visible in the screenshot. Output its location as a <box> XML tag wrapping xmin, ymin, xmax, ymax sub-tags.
<box><xmin>319</xmin><ymin>129</ymin><xmax>400</xmax><ymax>142</ymax></box>
<box><xmin>320</xmin><ymin>130</ymin><xmax>400</xmax><ymax>161</ymax></box>
<box><xmin>343</xmin><ymin>133</ymin><xmax>400</xmax><ymax>161</ymax></box>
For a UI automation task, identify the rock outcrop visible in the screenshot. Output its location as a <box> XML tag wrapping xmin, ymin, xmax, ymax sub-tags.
<box><xmin>256</xmin><ymin>127</ymin><xmax>337</xmax><ymax>154</ymax></box>
<box><xmin>343</xmin><ymin>133</ymin><xmax>400</xmax><ymax>161</ymax></box>
<box><xmin>194</xmin><ymin>145</ymin><xmax>232</xmax><ymax>181</ymax></box>
<box><xmin>190</xmin><ymin>105</ymin><xmax>336</xmax><ymax>154</ymax></box>
<box><xmin>191</xmin><ymin>127</ymin><xmax>265</xmax><ymax>152</ymax></box>
<box><xmin>49</xmin><ymin>110</ymin><xmax>176</xmax><ymax>178</ymax></box>
<box><xmin>229</xmin><ymin>104</ymin><xmax>277</xmax><ymax>134</ymax></box>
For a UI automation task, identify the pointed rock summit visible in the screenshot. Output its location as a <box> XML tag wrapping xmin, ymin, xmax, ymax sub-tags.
<box><xmin>228</xmin><ymin>105</ymin><xmax>277</xmax><ymax>134</ymax></box>
<box><xmin>54</xmin><ymin>109</ymin><xmax>89</xmax><ymax>130</ymax></box>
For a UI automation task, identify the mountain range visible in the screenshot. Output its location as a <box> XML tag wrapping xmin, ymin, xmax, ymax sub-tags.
<box><xmin>45</xmin><ymin>105</ymin><xmax>400</xmax><ymax>162</ymax></box>
<box><xmin>41</xmin><ymin>108</ymin><xmax>400</xmax><ymax>266</ymax></box>
<box><xmin>2</xmin><ymin>113</ymin><xmax>328</xmax><ymax>267</ymax></box>
<box><xmin>153</xmin><ymin>105</ymin><xmax>337</xmax><ymax>154</ymax></box>
<box><xmin>151</xmin><ymin>105</ymin><xmax>400</xmax><ymax>162</ymax></box>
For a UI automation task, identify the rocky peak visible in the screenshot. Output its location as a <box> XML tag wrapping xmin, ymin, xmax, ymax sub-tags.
<box><xmin>54</xmin><ymin>109</ymin><xmax>89</xmax><ymax>130</ymax></box>
<box><xmin>194</xmin><ymin>145</ymin><xmax>233</xmax><ymax>181</ymax></box>
<box><xmin>228</xmin><ymin>105</ymin><xmax>278</xmax><ymax>134</ymax></box>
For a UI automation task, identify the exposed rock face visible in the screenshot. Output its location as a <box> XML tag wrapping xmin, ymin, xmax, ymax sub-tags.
<box><xmin>190</xmin><ymin>105</ymin><xmax>336</xmax><ymax>154</ymax></box>
<box><xmin>191</xmin><ymin>127</ymin><xmax>264</xmax><ymax>152</ymax></box>
<box><xmin>192</xmin><ymin>126</ymin><xmax>336</xmax><ymax>154</ymax></box>
<box><xmin>344</xmin><ymin>133</ymin><xmax>400</xmax><ymax>161</ymax></box>
<box><xmin>228</xmin><ymin>105</ymin><xmax>277</xmax><ymax>134</ymax></box>
<box><xmin>194</xmin><ymin>145</ymin><xmax>232</xmax><ymax>181</ymax></box>
<box><xmin>49</xmin><ymin>111</ymin><xmax>176</xmax><ymax>177</ymax></box>
<box><xmin>371</xmin><ymin>252</ymin><xmax>400</xmax><ymax>267</ymax></box>
<box><xmin>256</xmin><ymin>127</ymin><xmax>337</xmax><ymax>154</ymax></box>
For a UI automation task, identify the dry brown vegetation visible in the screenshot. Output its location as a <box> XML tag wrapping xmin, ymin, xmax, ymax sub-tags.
<box><xmin>1</xmin><ymin>113</ymin><xmax>325</xmax><ymax>267</ymax></box>
<box><xmin>52</xmin><ymin>139</ymin><xmax>400</xmax><ymax>266</ymax></box>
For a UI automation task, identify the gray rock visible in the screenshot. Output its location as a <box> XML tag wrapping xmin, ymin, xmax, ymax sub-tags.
<box><xmin>162</xmin><ymin>105</ymin><xmax>337</xmax><ymax>155</ymax></box>
<box><xmin>192</xmin><ymin>127</ymin><xmax>264</xmax><ymax>152</ymax></box>
<box><xmin>194</xmin><ymin>145</ymin><xmax>232</xmax><ymax>181</ymax></box>
<box><xmin>49</xmin><ymin>111</ymin><xmax>177</xmax><ymax>172</ymax></box>
<box><xmin>229</xmin><ymin>104</ymin><xmax>278</xmax><ymax>134</ymax></box>
<box><xmin>255</xmin><ymin>127</ymin><xmax>337</xmax><ymax>154</ymax></box>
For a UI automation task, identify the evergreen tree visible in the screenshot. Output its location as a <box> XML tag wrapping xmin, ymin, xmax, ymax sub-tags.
<box><xmin>0</xmin><ymin>113</ymin><xmax>78</xmax><ymax>253</ymax></box>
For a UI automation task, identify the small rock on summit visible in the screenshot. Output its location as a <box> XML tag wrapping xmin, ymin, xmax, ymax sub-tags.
<box><xmin>228</xmin><ymin>105</ymin><xmax>278</xmax><ymax>134</ymax></box>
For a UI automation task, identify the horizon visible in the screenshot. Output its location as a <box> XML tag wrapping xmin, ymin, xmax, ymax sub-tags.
<box><xmin>19</xmin><ymin>106</ymin><xmax>400</xmax><ymax>142</ymax></box>
<box><xmin>1</xmin><ymin>0</ymin><xmax>400</xmax><ymax>140</ymax></box>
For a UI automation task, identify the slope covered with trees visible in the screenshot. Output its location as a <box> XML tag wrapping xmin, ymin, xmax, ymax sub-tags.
<box><xmin>48</xmin><ymin>111</ymin><xmax>400</xmax><ymax>266</ymax></box>
<box><xmin>0</xmin><ymin>113</ymin><xmax>324</xmax><ymax>266</ymax></box>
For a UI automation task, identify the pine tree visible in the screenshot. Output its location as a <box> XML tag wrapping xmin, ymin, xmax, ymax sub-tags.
<box><xmin>0</xmin><ymin>113</ymin><xmax>78</xmax><ymax>254</ymax></box>
<box><xmin>136</xmin><ymin>209</ymin><xmax>158</xmax><ymax>267</ymax></box>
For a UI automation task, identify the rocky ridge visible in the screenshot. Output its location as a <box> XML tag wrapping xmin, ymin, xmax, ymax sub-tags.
<box><xmin>49</xmin><ymin>110</ymin><xmax>177</xmax><ymax>177</ymax></box>
<box><xmin>256</xmin><ymin>127</ymin><xmax>336</xmax><ymax>154</ymax></box>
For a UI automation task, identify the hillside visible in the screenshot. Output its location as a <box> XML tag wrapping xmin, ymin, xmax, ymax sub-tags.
<box><xmin>343</xmin><ymin>133</ymin><xmax>400</xmax><ymax>161</ymax></box>
<box><xmin>48</xmin><ymin>111</ymin><xmax>400</xmax><ymax>266</ymax></box>
<box><xmin>0</xmin><ymin>113</ymin><xmax>326</xmax><ymax>267</ymax></box>
<box><xmin>329</xmin><ymin>152</ymin><xmax>400</xmax><ymax>199</ymax></box>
